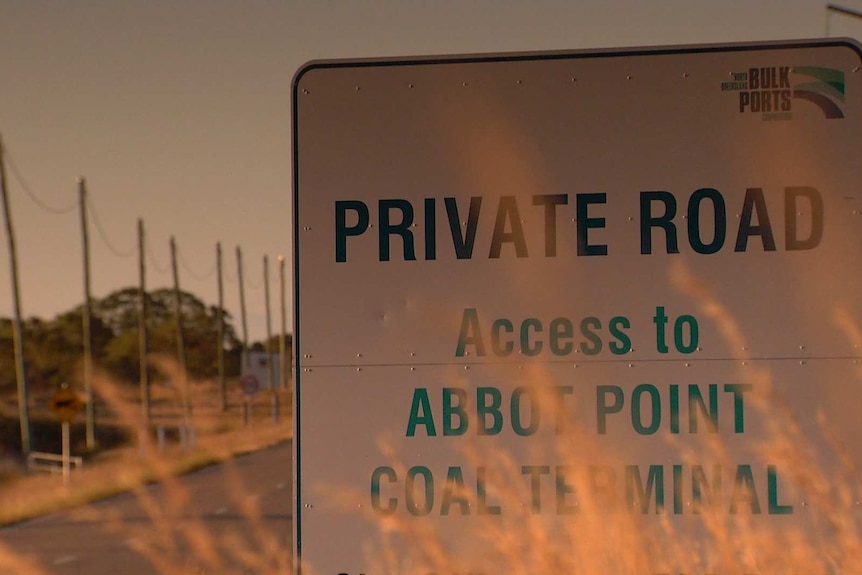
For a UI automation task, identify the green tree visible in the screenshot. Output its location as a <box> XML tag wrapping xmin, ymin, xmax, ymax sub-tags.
<box><xmin>97</xmin><ymin>287</ymin><xmax>241</xmax><ymax>383</ymax></box>
<box><xmin>25</xmin><ymin>308</ymin><xmax>112</xmax><ymax>391</ymax></box>
<box><xmin>1</xmin><ymin>287</ymin><xmax>243</xmax><ymax>391</ymax></box>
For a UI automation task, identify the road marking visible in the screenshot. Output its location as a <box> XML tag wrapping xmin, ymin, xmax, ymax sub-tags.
<box><xmin>54</xmin><ymin>555</ymin><xmax>77</xmax><ymax>565</ymax></box>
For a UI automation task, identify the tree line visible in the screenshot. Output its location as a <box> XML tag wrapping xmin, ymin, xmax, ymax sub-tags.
<box><xmin>0</xmin><ymin>286</ymin><xmax>287</xmax><ymax>393</ymax></box>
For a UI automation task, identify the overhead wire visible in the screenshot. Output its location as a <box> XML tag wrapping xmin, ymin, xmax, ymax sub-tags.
<box><xmin>2</xmin><ymin>141</ymin><xmax>274</xmax><ymax>300</ymax></box>
<box><xmin>220</xmin><ymin>244</ymin><xmax>237</xmax><ymax>283</ymax></box>
<box><xmin>85</xmin><ymin>191</ymin><xmax>137</xmax><ymax>258</ymax></box>
<box><xmin>145</xmin><ymin>235</ymin><xmax>171</xmax><ymax>276</ymax></box>
<box><xmin>232</xmin><ymin>245</ymin><xmax>262</xmax><ymax>290</ymax></box>
<box><xmin>222</xmin><ymin>262</ymin><xmax>236</xmax><ymax>283</ymax></box>
<box><xmin>4</xmin><ymin>147</ymin><xmax>77</xmax><ymax>215</ymax></box>
<box><xmin>242</xmin><ymin>258</ymin><xmax>263</xmax><ymax>290</ymax></box>
<box><xmin>177</xmin><ymin>244</ymin><xmax>217</xmax><ymax>282</ymax></box>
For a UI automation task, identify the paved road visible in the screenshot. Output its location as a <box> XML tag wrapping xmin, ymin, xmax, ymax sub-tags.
<box><xmin>0</xmin><ymin>441</ymin><xmax>293</xmax><ymax>575</ymax></box>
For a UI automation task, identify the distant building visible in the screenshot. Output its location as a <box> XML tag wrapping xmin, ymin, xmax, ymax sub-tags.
<box><xmin>240</xmin><ymin>350</ymin><xmax>282</xmax><ymax>390</ymax></box>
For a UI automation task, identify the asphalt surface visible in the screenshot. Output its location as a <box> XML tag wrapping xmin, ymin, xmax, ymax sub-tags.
<box><xmin>0</xmin><ymin>440</ymin><xmax>293</xmax><ymax>574</ymax></box>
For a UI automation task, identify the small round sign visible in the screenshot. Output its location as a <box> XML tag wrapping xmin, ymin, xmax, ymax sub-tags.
<box><xmin>240</xmin><ymin>373</ymin><xmax>260</xmax><ymax>396</ymax></box>
<box><xmin>50</xmin><ymin>387</ymin><xmax>84</xmax><ymax>423</ymax></box>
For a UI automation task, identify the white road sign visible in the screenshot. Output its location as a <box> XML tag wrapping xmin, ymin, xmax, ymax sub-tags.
<box><xmin>293</xmin><ymin>39</ymin><xmax>862</xmax><ymax>574</ymax></box>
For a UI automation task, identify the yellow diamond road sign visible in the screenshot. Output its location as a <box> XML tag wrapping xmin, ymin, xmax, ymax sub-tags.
<box><xmin>50</xmin><ymin>387</ymin><xmax>84</xmax><ymax>423</ymax></box>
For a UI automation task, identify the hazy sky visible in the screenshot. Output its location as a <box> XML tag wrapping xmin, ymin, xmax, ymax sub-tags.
<box><xmin>0</xmin><ymin>1</ymin><xmax>860</xmax><ymax>342</ymax></box>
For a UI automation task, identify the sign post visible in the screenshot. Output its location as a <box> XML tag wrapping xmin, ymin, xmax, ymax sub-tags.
<box><xmin>61</xmin><ymin>421</ymin><xmax>71</xmax><ymax>485</ymax></box>
<box><xmin>50</xmin><ymin>384</ymin><xmax>84</xmax><ymax>485</ymax></box>
<box><xmin>294</xmin><ymin>39</ymin><xmax>862</xmax><ymax>573</ymax></box>
<box><xmin>240</xmin><ymin>373</ymin><xmax>259</xmax><ymax>427</ymax></box>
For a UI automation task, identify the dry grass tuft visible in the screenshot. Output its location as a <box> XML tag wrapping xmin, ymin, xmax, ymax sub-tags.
<box><xmin>0</xmin><ymin>361</ymin><xmax>293</xmax><ymax>574</ymax></box>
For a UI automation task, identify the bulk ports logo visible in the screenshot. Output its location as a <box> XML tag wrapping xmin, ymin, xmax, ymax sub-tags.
<box><xmin>720</xmin><ymin>66</ymin><xmax>845</xmax><ymax>121</ymax></box>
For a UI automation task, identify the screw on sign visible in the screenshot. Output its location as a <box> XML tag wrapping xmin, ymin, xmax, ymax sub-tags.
<box><xmin>50</xmin><ymin>386</ymin><xmax>84</xmax><ymax>423</ymax></box>
<box><xmin>240</xmin><ymin>373</ymin><xmax>260</xmax><ymax>396</ymax></box>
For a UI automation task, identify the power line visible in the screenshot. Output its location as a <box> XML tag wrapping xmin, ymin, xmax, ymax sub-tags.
<box><xmin>244</xmin><ymin>262</ymin><xmax>263</xmax><ymax>290</ymax></box>
<box><xmin>3</xmin><ymin>147</ymin><xmax>77</xmax><ymax>215</ymax></box>
<box><xmin>176</xmin><ymin>243</ymin><xmax>217</xmax><ymax>281</ymax></box>
<box><xmin>84</xmin><ymin>187</ymin><xmax>136</xmax><ymax>258</ymax></box>
<box><xmin>145</xmin><ymin>235</ymin><xmax>170</xmax><ymax>275</ymax></box>
<box><xmin>222</xmin><ymin>258</ymin><xmax>237</xmax><ymax>283</ymax></box>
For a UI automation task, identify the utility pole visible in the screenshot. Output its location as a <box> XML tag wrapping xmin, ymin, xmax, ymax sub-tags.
<box><xmin>278</xmin><ymin>254</ymin><xmax>287</xmax><ymax>393</ymax></box>
<box><xmin>0</xmin><ymin>133</ymin><xmax>31</xmax><ymax>455</ymax></box>
<box><xmin>236</xmin><ymin>245</ymin><xmax>249</xmax><ymax>370</ymax></box>
<box><xmin>217</xmin><ymin>242</ymin><xmax>226</xmax><ymax>411</ymax></box>
<box><xmin>78</xmin><ymin>177</ymin><xmax>95</xmax><ymax>449</ymax></box>
<box><xmin>826</xmin><ymin>4</ymin><xmax>862</xmax><ymax>35</ymax></box>
<box><xmin>264</xmin><ymin>255</ymin><xmax>274</xmax><ymax>388</ymax></box>
<box><xmin>264</xmin><ymin>255</ymin><xmax>278</xmax><ymax>421</ymax></box>
<box><xmin>138</xmin><ymin>219</ymin><xmax>149</xmax><ymax>422</ymax></box>
<box><xmin>170</xmin><ymin>237</ymin><xmax>191</xmax><ymax>431</ymax></box>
